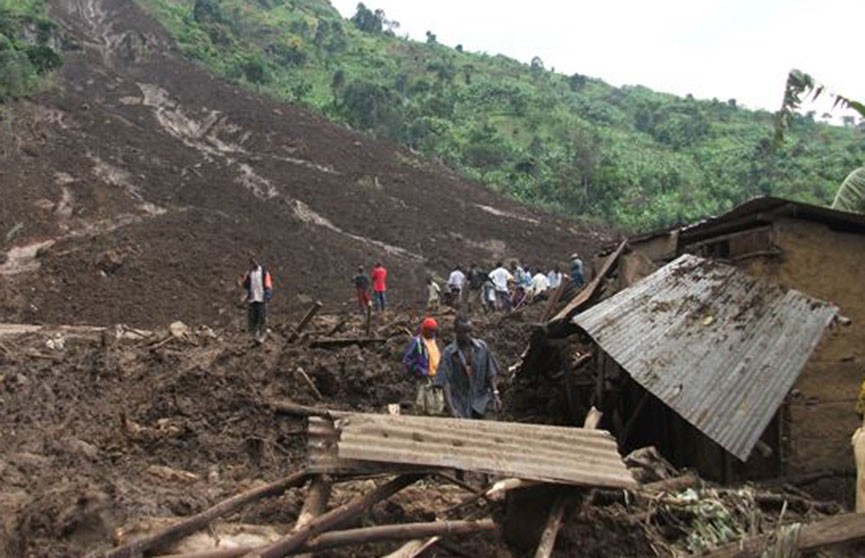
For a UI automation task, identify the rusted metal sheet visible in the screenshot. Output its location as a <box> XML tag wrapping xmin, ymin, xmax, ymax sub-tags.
<box><xmin>574</xmin><ymin>254</ymin><xmax>838</xmax><ymax>461</ymax></box>
<box><xmin>307</xmin><ymin>416</ymin><xmax>387</xmax><ymax>475</ymax></box>
<box><xmin>318</xmin><ymin>413</ymin><xmax>636</xmax><ymax>489</ymax></box>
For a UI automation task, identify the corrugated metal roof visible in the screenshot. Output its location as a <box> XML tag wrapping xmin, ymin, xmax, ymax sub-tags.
<box><xmin>310</xmin><ymin>413</ymin><xmax>636</xmax><ymax>489</ymax></box>
<box><xmin>307</xmin><ymin>416</ymin><xmax>421</xmax><ymax>475</ymax></box>
<box><xmin>573</xmin><ymin>254</ymin><xmax>837</xmax><ymax>461</ymax></box>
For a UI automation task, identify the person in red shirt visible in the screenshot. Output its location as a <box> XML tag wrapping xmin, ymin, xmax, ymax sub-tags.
<box><xmin>371</xmin><ymin>261</ymin><xmax>388</xmax><ymax>311</ymax></box>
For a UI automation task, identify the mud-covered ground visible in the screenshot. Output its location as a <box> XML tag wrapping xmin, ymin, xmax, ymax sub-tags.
<box><xmin>0</xmin><ymin>302</ymin><xmax>604</xmax><ymax>558</ymax></box>
<box><xmin>0</xmin><ymin>0</ymin><xmax>614</xmax><ymax>329</ymax></box>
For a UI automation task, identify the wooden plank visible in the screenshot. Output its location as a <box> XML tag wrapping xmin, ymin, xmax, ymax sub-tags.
<box><xmin>309</xmin><ymin>337</ymin><xmax>386</xmax><ymax>349</ymax></box>
<box><xmin>533</xmin><ymin>493</ymin><xmax>568</xmax><ymax>558</ymax></box>
<box><xmin>155</xmin><ymin>521</ymin><xmax>496</xmax><ymax>558</ymax></box>
<box><xmin>92</xmin><ymin>470</ymin><xmax>308</xmax><ymax>558</ymax></box>
<box><xmin>242</xmin><ymin>475</ymin><xmax>423</xmax><ymax>558</ymax></box>
<box><xmin>701</xmin><ymin>512</ymin><xmax>865</xmax><ymax>557</ymax></box>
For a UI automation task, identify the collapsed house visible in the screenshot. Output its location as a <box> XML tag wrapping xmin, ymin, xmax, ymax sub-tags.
<box><xmin>525</xmin><ymin>196</ymin><xmax>865</xmax><ymax>489</ymax></box>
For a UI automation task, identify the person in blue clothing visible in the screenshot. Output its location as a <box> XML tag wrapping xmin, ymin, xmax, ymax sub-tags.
<box><xmin>435</xmin><ymin>316</ymin><xmax>501</xmax><ymax>419</ymax></box>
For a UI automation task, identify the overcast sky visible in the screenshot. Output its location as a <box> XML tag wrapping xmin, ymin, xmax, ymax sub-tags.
<box><xmin>329</xmin><ymin>0</ymin><xmax>863</xmax><ymax>117</ymax></box>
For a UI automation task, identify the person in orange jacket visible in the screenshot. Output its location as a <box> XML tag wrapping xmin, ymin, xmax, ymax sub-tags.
<box><xmin>240</xmin><ymin>257</ymin><xmax>272</xmax><ymax>344</ymax></box>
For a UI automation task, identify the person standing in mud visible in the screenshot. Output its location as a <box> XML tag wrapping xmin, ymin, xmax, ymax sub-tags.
<box><xmin>240</xmin><ymin>257</ymin><xmax>272</xmax><ymax>344</ymax></box>
<box><xmin>436</xmin><ymin>316</ymin><xmax>501</xmax><ymax>419</ymax></box>
<box><xmin>402</xmin><ymin>317</ymin><xmax>444</xmax><ymax>415</ymax></box>
<box><xmin>466</xmin><ymin>263</ymin><xmax>486</xmax><ymax>312</ymax></box>
<box><xmin>371</xmin><ymin>261</ymin><xmax>388</xmax><ymax>311</ymax></box>
<box><xmin>353</xmin><ymin>265</ymin><xmax>371</xmax><ymax>313</ymax></box>
<box><xmin>426</xmin><ymin>275</ymin><xmax>442</xmax><ymax>311</ymax></box>
<box><xmin>488</xmin><ymin>262</ymin><xmax>513</xmax><ymax>312</ymax></box>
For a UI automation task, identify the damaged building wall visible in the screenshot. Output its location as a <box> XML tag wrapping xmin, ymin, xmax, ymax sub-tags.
<box><xmin>729</xmin><ymin>218</ymin><xmax>865</xmax><ymax>475</ymax></box>
<box><xmin>628</xmin><ymin>214</ymin><xmax>865</xmax><ymax>481</ymax></box>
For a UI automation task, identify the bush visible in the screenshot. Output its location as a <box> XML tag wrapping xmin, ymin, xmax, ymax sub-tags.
<box><xmin>25</xmin><ymin>44</ymin><xmax>61</xmax><ymax>73</ymax></box>
<box><xmin>0</xmin><ymin>48</ymin><xmax>36</xmax><ymax>100</ymax></box>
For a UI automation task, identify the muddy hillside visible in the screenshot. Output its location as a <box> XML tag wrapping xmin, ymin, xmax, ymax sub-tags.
<box><xmin>0</xmin><ymin>0</ymin><xmax>613</xmax><ymax>329</ymax></box>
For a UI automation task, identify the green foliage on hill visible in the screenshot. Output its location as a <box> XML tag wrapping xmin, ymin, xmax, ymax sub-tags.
<box><xmin>138</xmin><ymin>0</ymin><xmax>865</xmax><ymax>229</ymax></box>
<box><xmin>0</xmin><ymin>0</ymin><xmax>63</xmax><ymax>100</ymax></box>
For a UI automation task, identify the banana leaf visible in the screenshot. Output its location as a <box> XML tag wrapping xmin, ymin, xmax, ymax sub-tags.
<box><xmin>832</xmin><ymin>166</ymin><xmax>865</xmax><ymax>213</ymax></box>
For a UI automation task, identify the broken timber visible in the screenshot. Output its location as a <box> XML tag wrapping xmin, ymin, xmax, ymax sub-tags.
<box><xmin>242</xmin><ymin>474</ymin><xmax>424</xmax><ymax>558</ymax></box>
<box><xmin>309</xmin><ymin>337</ymin><xmax>387</xmax><ymax>349</ymax></box>
<box><xmin>155</xmin><ymin>520</ymin><xmax>496</xmax><ymax>558</ymax></box>
<box><xmin>700</xmin><ymin>512</ymin><xmax>865</xmax><ymax>557</ymax></box>
<box><xmin>288</xmin><ymin>301</ymin><xmax>323</xmax><ymax>342</ymax></box>
<box><xmin>93</xmin><ymin>470</ymin><xmax>309</xmax><ymax>558</ymax></box>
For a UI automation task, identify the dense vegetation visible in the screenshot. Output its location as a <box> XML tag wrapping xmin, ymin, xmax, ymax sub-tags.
<box><xmin>0</xmin><ymin>0</ymin><xmax>63</xmax><ymax>100</ymax></box>
<box><xmin>139</xmin><ymin>0</ymin><xmax>865</xmax><ymax>229</ymax></box>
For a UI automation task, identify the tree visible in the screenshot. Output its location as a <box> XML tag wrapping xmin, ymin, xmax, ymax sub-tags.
<box><xmin>774</xmin><ymin>69</ymin><xmax>865</xmax><ymax>146</ymax></box>
<box><xmin>425</xmin><ymin>30</ymin><xmax>437</xmax><ymax>44</ymax></box>
<box><xmin>193</xmin><ymin>0</ymin><xmax>223</xmax><ymax>24</ymax></box>
<box><xmin>568</xmin><ymin>73</ymin><xmax>587</xmax><ymax>92</ymax></box>
<box><xmin>331</xmin><ymin>69</ymin><xmax>345</xmax><ymax>104</ymax></box>
<box><xmin>530</xmin><ymin>56</ymin><xmax>544</xmax><ymax>80</ymax></box>
<box><xmin>350</xmin><ymin>3</ymin><xmax>383</xmax><ymax>34</ymax></box>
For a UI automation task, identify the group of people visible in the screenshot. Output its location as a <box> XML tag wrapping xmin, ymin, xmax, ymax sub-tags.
<box><xmin>427</xmin><ymin>253</ymin><xmax>587</xmax><ymax>313</ymax></box>
<box><xmin>240</xmin><ymin>252</ymin><xmax>587</xmax><ymax>343</ymax></box>
<box><xmin>239</xmin><ymin>252</ymin><xmax>586</xmax><ymax>421</ymax></box>
<box><xmin>352</xmin><ymin>262</ymin><xmax>388</xmax><ymax>312</ymax></box>
<box><xmin>402</xmin><ymin>315</ymin><xmax>501</xmax><ymax>419</ymax></box>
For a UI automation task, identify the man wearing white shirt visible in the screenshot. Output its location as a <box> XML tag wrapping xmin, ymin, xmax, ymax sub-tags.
<box><xmin>488</xmin><ymin>262</ymin><xmax>513</xmax><ymax>312</ymax></box>
<box><xmin>447</xmin><ymin>265</ymin><xmax>466</xmax><ymax>307</ymax></box>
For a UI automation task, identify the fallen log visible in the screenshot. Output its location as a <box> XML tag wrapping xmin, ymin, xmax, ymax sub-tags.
<box><xmin>642</xmin><ymin>472</ymin><xmax>700</xmax><ymax>494</ymax></box>
<box><xmin>156</xmin><ymin>519</ymin><xmax>496</xmax><ymax>558</ymax></box>
<box><xmin>701</xmin><ymin>512</ymin><xmax>865</xmax><ymax>557</ymax></box>
<box><xmin>268</xmin><ymin>400</ymin><xmax>346</xmax><ymax>419</ymax></box>
<box><xmin>294</xmin><ymin>475</ymin><xmax>332</xmax><ymax>558</ymax></box>
<box><xmin>242</xmin><ymin>474</ymin><xmax>424</xmax><ymax>558</ymax></box>
<box><xmin>325</xmin><ymin>317</ymin><xmax>348</xmax><ymax>337</ymax></box>
<box><xmin>534</xmin><ymin>492</ymin><xmax>569</xmax><ymax>558</ymax></box>
<box><xmin>92</xmin><ymin>470</ymin><xmax>309</xmax><ymax>558</ymax></box>
<box><xmin>309</xmin><ymin>337</ymin><xmax>387</xmax><ymax>349</ymax></box>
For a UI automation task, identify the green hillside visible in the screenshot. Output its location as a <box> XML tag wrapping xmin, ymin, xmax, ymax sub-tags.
<box><xmin>0</xmin><ymin>0</ymin><xmax>62</xmax><ymax>100</ymax></box>
<box><xmin>139</xmin><ymin>0</ymin><xmax>865</xmax><ymax>229</ymax></box>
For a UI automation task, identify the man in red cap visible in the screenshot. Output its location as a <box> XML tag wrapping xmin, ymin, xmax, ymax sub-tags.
<box><xmin>402</xmin><ymin>317</ymin><xmax>444</xmax><ymax>415</ymax></box>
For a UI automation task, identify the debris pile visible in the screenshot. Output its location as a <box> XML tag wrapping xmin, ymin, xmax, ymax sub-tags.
<box><xmin>0</xmin><ymin>297</ymin><xmax>863</xmax><ymax>557</ymax></box>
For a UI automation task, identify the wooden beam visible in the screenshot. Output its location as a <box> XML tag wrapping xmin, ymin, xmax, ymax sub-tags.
<box><xmin>701</xmin><ymin>512</ymin><xmax>865</xmax><ymax>557</ymax></box>
<box><xmin>294</xmin><ymin>475</ymin><xmax>332</xmax><ymax>558</ymax></box>
<box><xmin>309</xmin><ymin>337</ymin><xmax>386</xmax><ymax>349</ymax></box>
<box><xmin>93</xmin><ymin>470</ymin><xmax>308</xmax><ymax>558</ymax></box>
<box><xmin>533</xmin><ymin>492</ymin><xmax>569</xmax><ymax>558</ymax></box>
<box><xmin>288</xmin><ymin>302</ymin><xmax>323</xmax><ymax>342</ymax></box>
<box><xmin>268</xmin><ymin>400</ymin><xmax>346</xmax><ymax>419</ymax></box>
<box><xmin>241</xmin><ymin>474</ymin><xmax>424</xmax><ymax>558</ymax></box>
<box><xmin>156</xmin><ymin>520</ymin><xmax>495</xmax><ymax>558</ymax></box>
